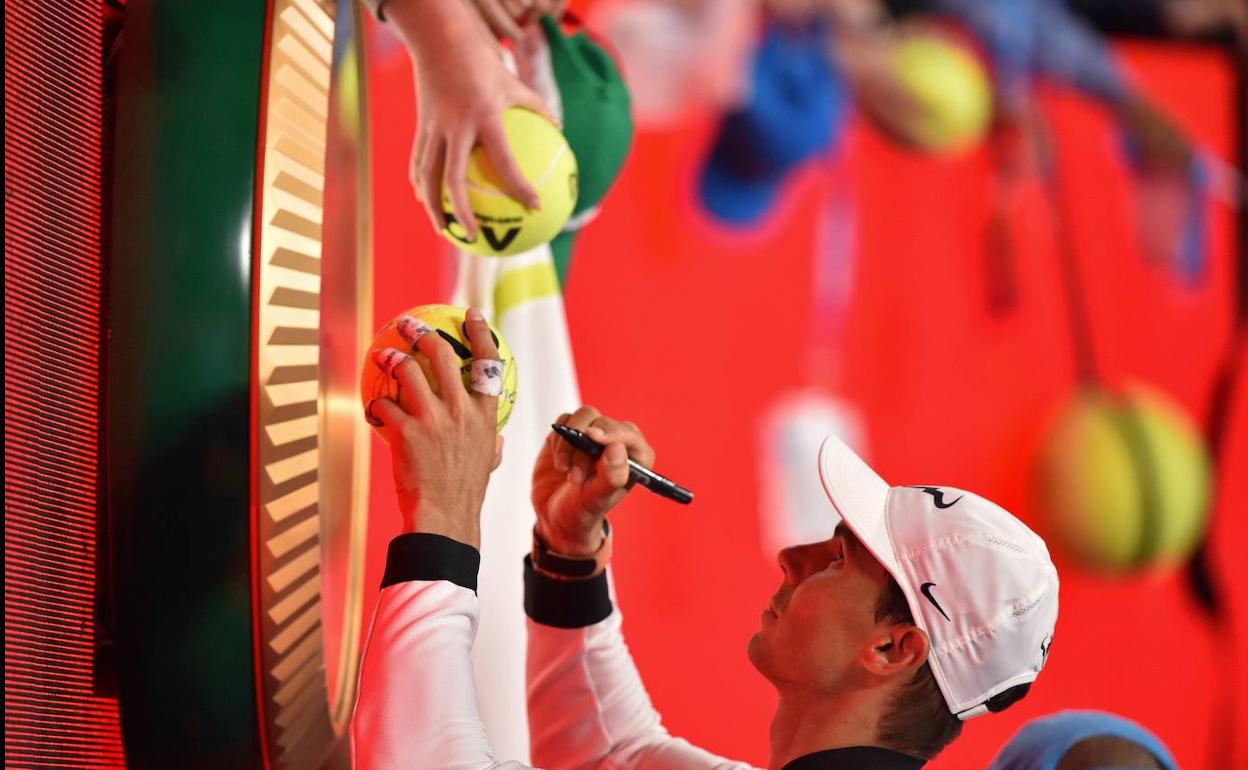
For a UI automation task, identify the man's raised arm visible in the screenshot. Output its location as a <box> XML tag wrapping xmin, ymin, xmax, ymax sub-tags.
<box><xmin>350</xmin><ymin>309</ymin><xmax>532</xmax><ymax>769</ymax></box>
<box><xmin>523</xmin><ymin>408</ymin><xmax>757</xmax><ymax>770</ymax></box>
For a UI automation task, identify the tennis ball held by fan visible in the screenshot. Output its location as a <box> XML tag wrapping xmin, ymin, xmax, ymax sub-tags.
<box><xmin>891</xmin><ymin>27</ymin><xmax>992</xmax><ymax>155</ymax></box>
<box><xmin>441</xmin><ymin>108</ymin><xmax>579</xmax><ymax>257</ymax></box>
<box><xmin>361</xmin><ymin>304</ymin><xmax>518</xmax><ymax>431</ymax></box>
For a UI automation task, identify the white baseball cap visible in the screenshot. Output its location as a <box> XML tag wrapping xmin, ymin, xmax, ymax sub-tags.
<box><xmin>818</xmin><ymin>436</ymin><xmax>1059</xmax><ymax>720</ymax></box>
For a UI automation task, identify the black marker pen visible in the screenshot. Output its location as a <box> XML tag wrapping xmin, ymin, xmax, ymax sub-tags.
<box><xmin>551</xmin><ymin>423</ymin><xmax>694</xmax><ymax>505</ymax></box>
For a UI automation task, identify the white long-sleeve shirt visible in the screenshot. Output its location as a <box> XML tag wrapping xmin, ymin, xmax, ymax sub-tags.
<box><xmin>350</xmin><ymin>532</ymin><xmax>753</xmax><ymax>770</ymax></box>
<box><xmin>350</xmin><ymin>533</ymin><xmax>924</xmax><ymax>770</ymax></box>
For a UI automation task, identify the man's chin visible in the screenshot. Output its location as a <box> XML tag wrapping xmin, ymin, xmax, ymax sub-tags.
<box><xmin>745</xmin><ymin>631</ymin><xmax>766</xmax><ymax>674</ymax></box>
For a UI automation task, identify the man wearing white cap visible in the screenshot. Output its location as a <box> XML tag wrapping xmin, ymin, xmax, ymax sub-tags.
<box><xmin>351</xmin><ymin>338</ymin><xmax>1060</xmax><ymax>770</ymax></box>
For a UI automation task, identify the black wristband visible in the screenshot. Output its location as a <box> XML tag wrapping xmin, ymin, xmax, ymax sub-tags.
<box><xmin>523</xmin><ymin>555</ymin><xmax>613</xmax><ymax>628</ymax></box>
<box><xmin>382</xmin><ymin>532</ymin><xmax>480</xmax><ymax>592</ymax></box>
<box><xmin>531</xmin><ymin>519</ymin><xmax>610</xmax><ymax>579</ymax></box>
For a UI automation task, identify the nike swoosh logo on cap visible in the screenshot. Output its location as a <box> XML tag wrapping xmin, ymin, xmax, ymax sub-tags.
<box><xmin>909</xmin><ymin>486</ymin><xmax>963</xmax><ymax>509</ymax></box>
<box><xmin>920</xmin><ymin>582</ymin><xmax>951</xmax><ymax>622</ymax></box>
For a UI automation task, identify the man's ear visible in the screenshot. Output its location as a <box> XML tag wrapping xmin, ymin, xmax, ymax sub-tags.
<box><xmin>860</xmin><ymin>625</ymin><xmax>929</xmax><ymax>679</ymax></box>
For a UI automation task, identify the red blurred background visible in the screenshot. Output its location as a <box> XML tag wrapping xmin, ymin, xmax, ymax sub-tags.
<box><xmin>363</xmin><ymin>17</ymin><xmax>1246</xmax><ymax>770</ymax></box>
<box><xmin>5</xmin><ymin>4</ymin><xmax>1240</xmax><ymax>769</ymax></box>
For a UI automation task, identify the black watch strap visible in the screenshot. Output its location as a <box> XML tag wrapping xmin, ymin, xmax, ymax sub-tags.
<box><xmin>531</xmin><ymin>519</ymin><xmax>610</xmax><ymax>580</ymax></box>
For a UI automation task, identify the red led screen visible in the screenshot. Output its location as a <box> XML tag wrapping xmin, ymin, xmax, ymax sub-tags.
<box><xmin>4</xmin><ymin>3</ymin><xmax>126</xmax><ymax>767</ymax></box>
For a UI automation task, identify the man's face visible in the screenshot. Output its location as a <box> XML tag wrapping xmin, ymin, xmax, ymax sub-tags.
<box><xmin>747</xmin><ymin>523</ymin><xmax>897</xmax><ymax>693</ymax></box>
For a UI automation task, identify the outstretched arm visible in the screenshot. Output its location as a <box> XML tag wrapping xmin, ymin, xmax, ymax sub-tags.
<box><xmin>358</xmin><ymin>0</ymin><xmax>551</xmax><ymax>242</ymax></box>
<box><xmin>350</xmin><ymin>309</ymin><xmax>530</xmax><ymax>769</ymax></box>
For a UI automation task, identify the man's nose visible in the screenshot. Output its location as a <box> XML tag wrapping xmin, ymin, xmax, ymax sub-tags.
<box><xmin>777</xmin><ymin>545</ymin><xmax>805</xmax><ymax>584</ymax></box>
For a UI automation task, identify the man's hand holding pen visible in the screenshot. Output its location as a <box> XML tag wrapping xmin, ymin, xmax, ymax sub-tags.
<box><xmin>532</xmin><ymin>407</ymin><xmax>656</xmax><ymax>558</ymax></box>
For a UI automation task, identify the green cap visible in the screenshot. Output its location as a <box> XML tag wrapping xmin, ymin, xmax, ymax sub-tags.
<box><xmin>541</xmin><ymin>14</ymin><xmax>633</xmax><ymax>219</ymax></box>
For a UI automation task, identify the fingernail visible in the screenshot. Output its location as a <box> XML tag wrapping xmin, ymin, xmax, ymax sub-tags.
<box><xmin>568</xmin><ymin>466</ymin><xmax>585</xmax><ymax>485</ymax></box>
<box><xmin>365</xmin><ymin>399</ymin><xmax>384</xmax><ymax>427</ymax></box>
<box><xmin>606</xmin><ymin>444</ymin><xmax>628</xmax><ymax>467</ymax></box>
<box><xmin>375</xmin><ymin>347</ymin><xmax>407</xmax><ymax>376</ymax></box>
<box><xmin>466</xmin><ymin>307</ymin><xmax>485</xmax><ymax>323</ymax></box>
<box><xmin>396</xmin><ymin>316</ymin><xmax>432</xmax><ymax>346</ymax></box>
<box><xmin>587</xmin><ymin>426</ymin><xmax>606</xmax><ymax>439</ymax></box>
<box><xmin>555</xmin><ymin>453</ymin><xmax>570</xmax><ymax>472</ymax></box>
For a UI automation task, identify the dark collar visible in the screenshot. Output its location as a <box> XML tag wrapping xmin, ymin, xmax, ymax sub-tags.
<box><xmin>780</xmin><ymin>746</ymin><xmax>925</xmax><ymax>770</ymax></box>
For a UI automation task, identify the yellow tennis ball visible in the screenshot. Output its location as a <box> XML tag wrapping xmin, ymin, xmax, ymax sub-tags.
<box><xmin>891</xmin><ymin>31</ymin><xmax>992</xmax><ymax>155</ymax></box>
<box><xmin>440</xmin><ymin>107</ymin><xmax>578</xmax><ymax>257</ymax></box>
<box><xmin>1130</xmin><ymin>388</ymin><xmax>1211</xmax><ymax>563</ymax></box>
<box><xmin>361</xmin><ymin>304</ymin><xmax>518</xmax><ymax>432</ymax></box>
<box><xmin>1034</xmin><ymin>386</ymin><xmax>1211</xmax><ymax>572</ymax></box>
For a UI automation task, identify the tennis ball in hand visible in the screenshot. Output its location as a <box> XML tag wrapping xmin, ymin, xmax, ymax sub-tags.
<box><xmin>361</xmin><ymin>304</ymin><xmax>518</xmax><ymax>431</ymax></box>
<box><xmin>891</xmin><ymin>27</ymin><xmax>992</xmax><ymax>155</ymax></box>
<box><xmin>1033</xmin><ymin>385</ymin><xmax>1210</xmax><ymax>572</ymax></box>
<box><xmin>440</xmin><ymin>107</ymin><xmax>579</xmax><ymax>257</ymax></box>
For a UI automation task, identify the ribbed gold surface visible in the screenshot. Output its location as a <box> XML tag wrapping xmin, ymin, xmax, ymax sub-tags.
<box><xmin>253</xmin><ymin>0</ymin><xmax>370</xmax><ymax>766</ymax></box>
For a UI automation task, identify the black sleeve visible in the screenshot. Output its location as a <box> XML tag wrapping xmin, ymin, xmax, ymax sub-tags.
<box><xmin>523</xmin><ymin>555</ymin><xmax>614</xmax><ymax>628</ymax></box>
<box><xmin>381</xmin><ymin>533</ymin><xmax>480</xmax><ymax>592</ymax></box>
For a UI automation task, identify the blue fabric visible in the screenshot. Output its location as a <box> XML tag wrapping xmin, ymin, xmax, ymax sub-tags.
<box><xmin>698</xmin><ymin>22</ymin><xmax>848</xmax><ymax>225</ymax></box>
<box><xmin>931</xmin><ymin>0</ymin><xmax>1129</xmax><ymax>104</ymax></box>
<box><xmin>987</xmin><ymin>711</ymin><xmax>1181</xmax><ymax>770</ymax></box>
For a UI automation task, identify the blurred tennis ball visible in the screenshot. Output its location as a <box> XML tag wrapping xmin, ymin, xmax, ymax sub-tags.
<box><xmin>1034</xmin><ymin>385</ymin><xmax>1211</xmax><ymax>572</ymax></box>
<box><xmin>335</xmin><ymin>44</ymin><xmax>360</xmax><ymax>140</ymax></box>
<box><xmin>441</xmin><ymin>107</ymin><xmax>579</xmax><ymax>257</ymax></box>
<box><xmin>890</xmin><ymin>27</ymin><xmax>992</xmax><ymax>155</ymax></box>
<box><xmin>361</xmin><ymin>304</ymin><xmax>518</xmax><ymax>431</ymax></box>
